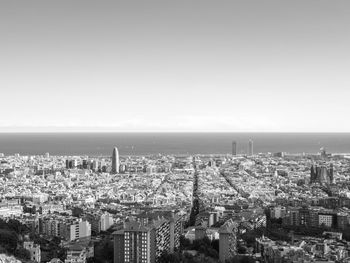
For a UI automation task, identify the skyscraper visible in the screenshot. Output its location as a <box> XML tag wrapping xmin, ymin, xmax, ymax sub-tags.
<box><xmin>232</xmin><ymin>141</ymin><xmax>237</xmax><ymax>156</ymax></box>
<box><xmin>112</xmin><ymin>147</ymin><xmax>119</xmax><ymax>173</ymax></box>
<box><xmin>248</xmin><ymin>139</ymin><xmax>254</xmax><ymax>156</ymax></box>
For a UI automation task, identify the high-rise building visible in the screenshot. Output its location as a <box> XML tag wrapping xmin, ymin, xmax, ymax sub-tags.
<box><xmin>113</xmin><ymin>211</ymin><xmax>184</xmax><ymax>263</ymax></box>
<box><xmin>113</xmin><ymin>221</ymin><xmax>156</xmax><ymax>263</ymax></box>
<box><xmin>232</xmin><ymin>141</ymin><xmax>237</xmax><ymax>156</ymax></box>
<box><xmin>112</xmin><ymin>147</ymin><xmax>120</xmax><ymax>174</ymax></box>
<box><xmin>92</xmin><ymin>160</ymin><xmax>99</xmax><ymax>171</ymax></box>
<box><xmin>248</xmin><ymin>139</ymin><xmax>254</xmax><ymax>156</ymax></box>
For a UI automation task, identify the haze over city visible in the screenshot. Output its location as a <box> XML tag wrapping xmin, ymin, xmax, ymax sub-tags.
<box><xmin>1</xmin><ymin>0</ymin><xmax>350</xmax><ymax>132</ymax></box>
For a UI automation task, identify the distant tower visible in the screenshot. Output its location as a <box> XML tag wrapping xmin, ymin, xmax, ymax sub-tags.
<box><xmin>112</xmin><ymin>147</ymin><xmax>120</xmax><ymax>173</ymax></box>
<box><xmin>232</xmin><ymin>141</ymin><xmax>237</xmax><ymax>156</ymax></box>
<box><xmin>248</xmin><ymin>139</ymin><xmax>254</xmax><ymax>156</ymax></box>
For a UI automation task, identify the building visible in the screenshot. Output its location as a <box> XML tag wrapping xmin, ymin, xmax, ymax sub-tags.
<box><xmin>337</xmin><ymin>212</ymin><xmax>349</xmax><ymax>230</ymax></box>
<box><xmin>310</xmin><ymin>164</ymin><xmax>334</xmax><ymax>185</ymax></box>
<box><xmin>154</xmin><ymin>219</ymin><xmax>171</xmax><ymax>261</ymax></box>
<box><xmin>40</xmin><ymin>216</ymin><xmax>91</xmax><ymax>241</ymax></box>
<box><xmin>219</xmin><ymin>219</ymin><xmax>238</xmax><ymax>262</ymax></box>
<box><xmin>113</xmin><ymin>212</ymin><xmax>184</xmax><ymax>263</ymax></box>
<box><xmin>23</xmin><ymin>241</ymin><xmax>41</xmax><ymax>263</ymax></box>
<box><xmin>86</xmin><ymin>211</ymin><xmax>114</xmax><ymax>234</ymax></box>
<box><xmin>270</xmin><ymin>206</ymin><xmax>286</xmax><ymax>219</ymax></box>
<box><xmin>113</xmin><ymin>221</ymin><xmax>156</xmax><ymax>263</ymax></box>
<box><xmin>70</xmin><ymin>220</ymin><xmax>91</xmax><ymax>241</ymax></box>
<box><xmin>248</xmin><ymin>140</ymin><xmax>253</xmax><ymax>156</ymax></box>
<box><xmin>65</xmin><ymin>248</ymin><xmax>87</xmax><ymax>263</ymax></box>
<box><xmin>319</xmin><ymin>213</ymin><xmax>334</xmax><ymax>228</ymax></box>
<box><xmin>112</xmin><ymin>147</ymin><xmax>120</xmax><ymax>174</ymax></box>
<box><xmin>288</xmin><ymin>208</ymin><xmax>300</xmax><ymax>226</ymax></box>
<box><xmin>92</xmin><ymin>160</ymin><xmax>99</xmax><ymax>172</ymax></box>
<box><xmin>232</xmin><ymin>141</ymin><xmax>237</xmax><ymax>156</ymax></box>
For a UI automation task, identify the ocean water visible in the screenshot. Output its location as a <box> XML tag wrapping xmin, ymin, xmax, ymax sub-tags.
<box><xmin>0</xmin><ymin>133</ymin><xmax>349</xmax><ymax>156</ymax></box>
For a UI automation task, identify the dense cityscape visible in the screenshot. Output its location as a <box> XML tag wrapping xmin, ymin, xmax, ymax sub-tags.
<box><xmin>1</xmin><ymin>141</ymin><xmax>350</xmax><ymax>263</ymax></box>
<box><xmin>2</xmin><ymin>0</ymin><xmax>350</xmax><ymax>262</ymax></box>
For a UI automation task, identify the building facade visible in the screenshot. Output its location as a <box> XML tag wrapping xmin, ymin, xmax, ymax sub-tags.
<box><xmin>219</xmin><ymin>219</ymin><xmax>238</xmax><ymax>262</ymax></box>
<box><xmin>112</xmin><ymin>147</ymin><xmax>120</xmax><ymax>174</ymax></box>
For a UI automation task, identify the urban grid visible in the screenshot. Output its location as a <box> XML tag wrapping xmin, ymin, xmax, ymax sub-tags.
<box><xmin>1</xmin><ymin>1</ymin><xmax>349</xmax><ymax>263</ymax></box>
<box><xmin>2</xmin><ymin>142</ymin><xmax>350</xmax><ymax>263</ymax></box>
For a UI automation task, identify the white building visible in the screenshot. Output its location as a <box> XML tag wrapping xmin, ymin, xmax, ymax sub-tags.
<box><xmin>69</xmin><ymin>220</ymin><xmax>91</xmax><ymax>241</ymax></box>
<box><xmin>100</xmin><ymin>212</ymin><xmax>114</xmax><ymax>231</ymax></box>
<box><xmin>23</xmin><ymin>241</ymin><xmax>41</xmax><ymax>263</ymax></box>
<box><xmin>0</xmin><ymin>206</ymin><xmax>23</xmax><ymax>217</ymax></box>
<box><xmin>319</xmin><ymin>214</ymin><xmax>333</xmax><ymax>228</ymax></box>
<box><xmin>65</xmin><ymin>248</ymin><xmax>87</xmax><ymax>263</ymax></box>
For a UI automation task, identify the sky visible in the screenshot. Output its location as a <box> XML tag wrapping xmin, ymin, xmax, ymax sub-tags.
<box><xmin>0</xmin><ymin>0</ymin><xmax>350</xmax><ymax>132</ymax></box>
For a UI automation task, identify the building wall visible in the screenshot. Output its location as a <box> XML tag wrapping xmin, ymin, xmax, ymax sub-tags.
<box><xmin>219</xmin><ymin>233</ymin><xmax>231</xmax><ymax>262</ymax></box>
<box><xmin>113</xmin><ymin>233</ymin><xmax>125</xmax><ymax>263</ymax></box>
<box><xmin>23</xmin><ymin>242</ymin><xmax>41</xmax><ymax>263</ymax></box>
<box><xmin>319</xmin><ymin>214</ymin><xmax>333</xmax><ymax>228</ymax></box>
<box><xmin>155</xmin><ymin>221</ymin><xmax>171</xmax><ymax>262</ymax></box>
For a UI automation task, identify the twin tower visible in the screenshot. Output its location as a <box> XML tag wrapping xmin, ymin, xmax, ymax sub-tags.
<box><xmin>112</xmin><ymin>147</ymin><xmax>120</xmax><ymax>173</ymax></box>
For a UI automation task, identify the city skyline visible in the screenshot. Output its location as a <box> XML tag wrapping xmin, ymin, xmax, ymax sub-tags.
<box><xmin>1</xmin><ymin>0</ymin><xmax>350</xmax><ymax>133</ymax></box>
<box><xmin>1</xmin><ymin>2</ymin><xmax>350</xmax><ymax>263</ymax></box>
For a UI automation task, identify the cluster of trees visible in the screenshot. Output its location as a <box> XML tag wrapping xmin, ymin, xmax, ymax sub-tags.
<box><xmin>187</xmin><ymin>199</ymin><xmax>200</xmax><ymax>227</ymax></box>
<box><xmin>29</xmin><ymin>234</ymin><xmax>67</xmax><ymax>262</ymax></box>
<box><xmin>0</xmin><ymin>218</ymin><xmax>67</xmax><ymax>262</ymax></box>
<box><xmin>0</xmin><ymin>219</ymin><xmax>30</xmax><ymax>261</ymax></box>
<box><xmin>181</xmin><ymin>236</ymin><xmax>219</xmax><ymax>258</ymax></box>
<box><xmin>91</xmin><ymin>235</ymin><xmax>114</xmax><ymax>263</ymax></box>
<box><xmin>224</xmin><ymin>255</ymin><xmax>255</xmax><ymax>263</ymax></box>
<box><xmin>159</xmin><ymin>252</ymin><xmax>218</xmax><ymax>263</ymax></box>
<box><xmin>187</xmin><ymin>171</ymin><xmax>200</xmax><ymax>227</ymax></box>
<box><xmin>157</xmin><ymin>236</ymin><xmax>219</xmax><ymax>263</ymax></box>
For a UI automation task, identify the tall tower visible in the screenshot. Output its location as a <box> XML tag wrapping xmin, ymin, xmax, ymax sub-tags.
<box><xmin>232</xmin><ymin>141</ymin><xmax>237</xmax><ymax>156</ymax></box>
<box><xmin>248</xmin><ymin>139</ymin><xmax>254</xmax><ymax>156</ymax></box>
<box><xmin>112</xmin><ymin>147</ymin><xmax>119</xmax><ymax>173</ymax></box>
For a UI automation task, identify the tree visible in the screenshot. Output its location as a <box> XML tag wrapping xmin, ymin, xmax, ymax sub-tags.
<box><xmin>14</xmin><ymin>247</ymin><xmax>31</xmax><ymax>261</ymax></box>
<box><xmin>0</xmin><ymin>229</ymin><xmax>18</xmax><ymax>253</ymax></box>
<box><xmin>94</xmin><ymin>237</ymin><xmax>114</xmax><ymax>263</ymax></box>
<box><xmin>237</xmin><ymin>246</ymin><xmax>247</xmax><ymax>254</ymax></box>
<box><xmin>158</xmin><ymin>251</ymin><xmax>181</xmax><ymax>263</ymax></box>
<box><xmin>226</xmin><ymin>255</ymin><xmax>255</xmax><ymax>263</ymax></box>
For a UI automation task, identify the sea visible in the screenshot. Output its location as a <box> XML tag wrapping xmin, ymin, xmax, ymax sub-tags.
<box><xmin>0</xmin><ymin>133</ymin><xmax>350</xmax><ymax>156</ymax></box>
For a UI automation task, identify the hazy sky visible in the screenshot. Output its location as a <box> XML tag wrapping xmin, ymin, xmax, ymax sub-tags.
<box><xmin>1</xmin><ymin>0</ymin><xmax>350</xmax><ymax>132</ymax></box>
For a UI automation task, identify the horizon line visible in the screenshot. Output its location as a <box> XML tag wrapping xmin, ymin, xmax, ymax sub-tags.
<box><xmin>1</xmin><ymin>130</ymin><xmax>350</xmax><ymax>134</ymax></box>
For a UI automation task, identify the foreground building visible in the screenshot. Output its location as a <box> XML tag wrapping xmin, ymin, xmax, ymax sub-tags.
<box><xmin>219</xmin><ymin>219</ymin><xmax>238</xmax><ymax>262</ymax></box>
<box><xmin>114</xmin><ymin>221</ymin><xmax>156</xmax><ymax>263</ymax></box>
<box><xmin>113</xmin><ymin>212</ymin><xmax>183</xmax><ymax>263</ymax></box>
